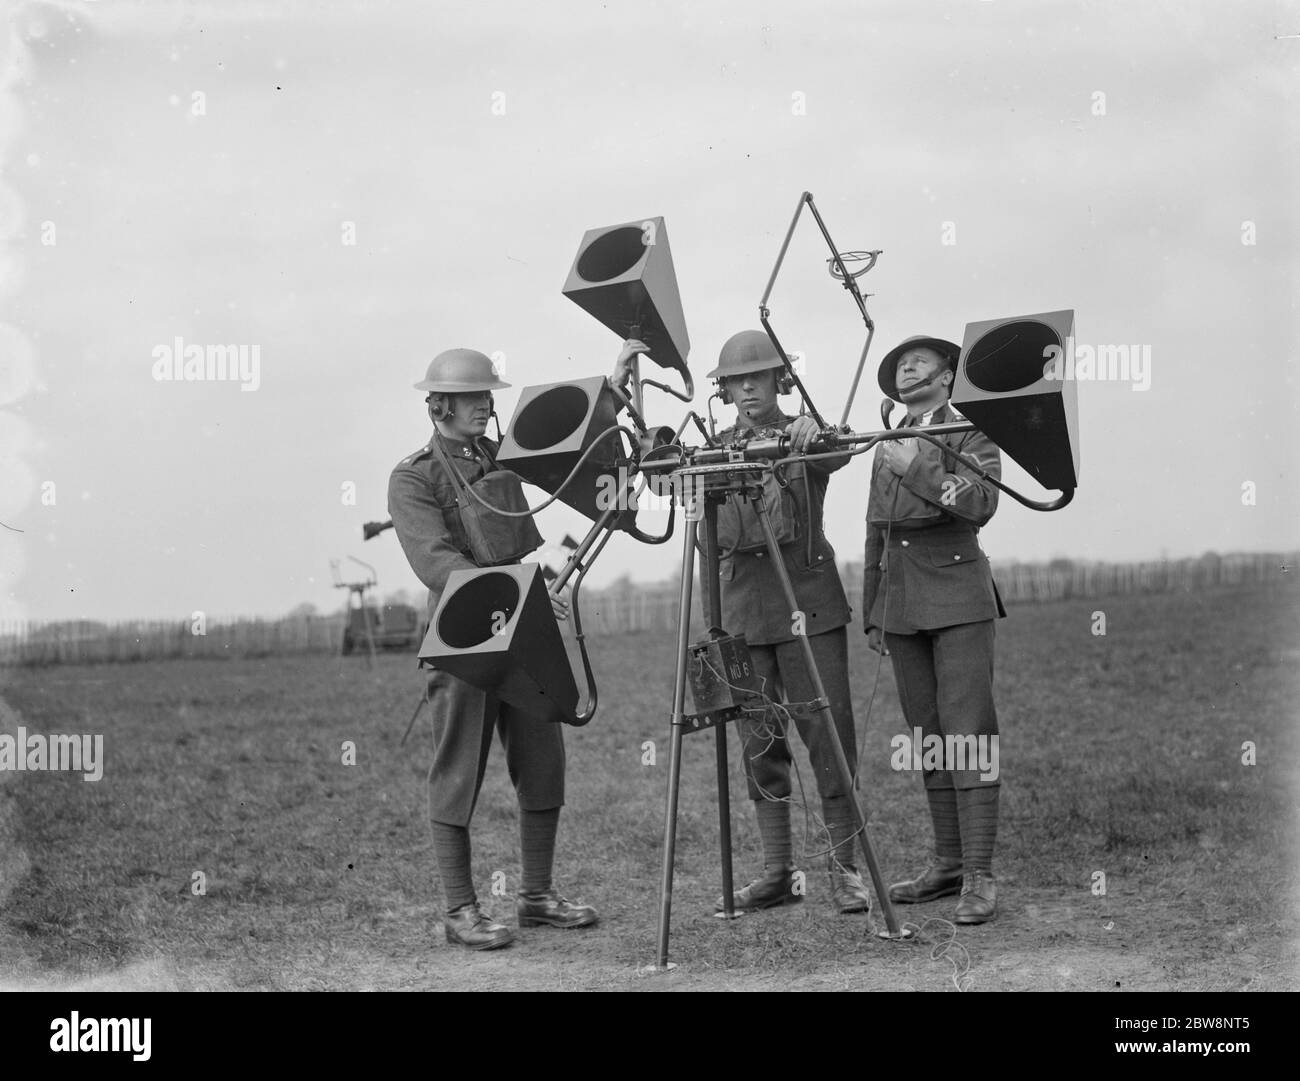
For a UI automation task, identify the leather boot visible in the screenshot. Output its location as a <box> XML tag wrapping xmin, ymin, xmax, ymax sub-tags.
<box><xmin>516</xmin><ymin>890</ymin><xmax>599</xmax><ymax>929</ymax></box>
<box><xmin>716</xmin><ymin>863</ymin><xmax>802</xmax><ymax>913</ymax></box>
<box><xmin>888</xmin><ymin>856</ymin><xmax>964</xmax><ymax>903</ymax></box>
<box><xmin>829</xmin><ymin>865</ymin><xmax>872</xmax><ymax>914</ymax></box>
<box><xmin>444</xmin><ymin>902</ymin><xmax>514</xmax><ymax>950</ymax></box>
<box><xmin>954</xmin><ymin>870</ymin><xmax>997</xmax><ymax>924</ymax></box>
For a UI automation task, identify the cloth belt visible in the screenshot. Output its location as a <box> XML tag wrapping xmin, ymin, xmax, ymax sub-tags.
<box><xmin>881</xmin><ymin>522</ymin><xmax>979</xmax><ymax>549</ymax></box>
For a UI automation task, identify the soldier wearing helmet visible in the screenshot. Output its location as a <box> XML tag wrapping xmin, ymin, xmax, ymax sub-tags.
<box><xmin>388</xmin><ymin>340</ymin><xmax>646</xmax><ymax>950</ymax></box>
<box><xmin>864</xmin><ymin>334</ymin><xmax>1005</xmax><ymax>924</ymax></box>
<box><xmin>702</xmin><ymin>329</ymin><xmax>872</xmax><ymax>918</ymax></box>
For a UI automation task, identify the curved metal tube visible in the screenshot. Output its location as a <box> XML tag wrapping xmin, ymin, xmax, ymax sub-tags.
<box><xmin>902</xmin><ymin>429</ymin><xmax>1076</xmax><ymax>512</ymax></box>
<box><xmin>622</xmin><ymin>496</ymin><xmax>676</xmax><ymax>545</ymax></box>
<box><xmin>563</xmin><ymin>514</ymin><xmax>623</xmax><ymax>726</ymax></box>
<box><xmin>641</xmin><ymin>367</ymin><xmax>695</xmax><ymax>403</ymax></box>
<box><xmin>456</xmin><ymin>424</ymin><xmax>640</xmax><ymax>517</ymax></box>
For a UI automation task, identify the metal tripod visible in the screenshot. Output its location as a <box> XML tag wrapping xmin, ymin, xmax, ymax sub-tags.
<box><xmin>653</xmin><ymin>460</ymin><xmax>907</xmax><ymax>970</ymax></box>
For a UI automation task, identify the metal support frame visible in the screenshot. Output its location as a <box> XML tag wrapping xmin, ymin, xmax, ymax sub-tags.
<box><xmin>757</xmin><ymin>191</ymin><xmax>882</xmax><ymax>430</ymax></box>
<box><xmin>332</xmin><ymin>556</ymin><xmax>380</xmax><ymax>667</ymax></box>
<box><xmin>652</xmin><ymin>460</ymin><xmax>909</xmax><ymax>971</ymax></box>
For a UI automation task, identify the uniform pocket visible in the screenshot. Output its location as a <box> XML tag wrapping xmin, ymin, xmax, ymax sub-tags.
<box><xmin>925</xmin><ymin>544</ymin><xmax>984</xmax><ymax>568</ymax></box>
<box><xmin>797</xmin><ymin>535</ymin><xmax>837</xmax><ymax>572</ymax></box>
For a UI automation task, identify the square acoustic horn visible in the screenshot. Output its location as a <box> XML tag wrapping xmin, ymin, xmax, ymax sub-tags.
<box><xmin>495</xmin><ymin>376</ymin><xmax>638</xmax><ymax>531</ymax></box>
<box><xmin>950</xmin><ymin>309</ymin><xmax>1080</xmax><ymax>491</ymax></box>
<box><xmin>561</xmin><ymin>216</ymin><xmax>690</xmax><ymax>383</ymax></box>
<box><xmin>419</xmin><ymin>563</ymin><xmax>580</xmax><ymax>725</ymax></box>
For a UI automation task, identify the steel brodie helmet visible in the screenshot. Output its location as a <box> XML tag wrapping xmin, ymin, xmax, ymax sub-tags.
<box><xmin>877</xmin><ymin>335</ymin><xmax>959</xmax><ymax>401</ymax></box>
<box><xmin>414</xmin><ymin>348</ymin><xmax>511</xmax><ymax>393</ymax></box>
<box><xmin>706</xmin><ymin>329</ymin><xmax>785</xmax><ymax>380</ymax></box>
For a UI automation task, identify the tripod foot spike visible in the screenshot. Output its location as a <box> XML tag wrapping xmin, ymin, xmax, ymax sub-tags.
<box><xmin>639</xmin><ymin>961</ymin><xmax>679</xmax><ymax>974</ymax></box>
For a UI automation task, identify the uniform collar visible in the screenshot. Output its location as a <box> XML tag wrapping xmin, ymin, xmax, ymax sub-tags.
<box><xmin>733</xmin><ymin>409</ymin><xmax>791</xmax><ymax>437</ymax></box>
<box><xmin>901</xmin><ymin>402</ymin><xmax>951</xmax><ymax>428</ymax></box>
<box><xmin>432</xmin><ymin>430</ymin><xmax>482</xmax><ymax>460</ymax></box>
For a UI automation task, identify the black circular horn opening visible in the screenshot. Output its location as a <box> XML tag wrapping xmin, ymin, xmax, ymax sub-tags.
<box><xmin>438</xmin><ymin>573</ymin><xmax>521</xmax><ymax>648</ymax></box>
<box><xmin>511</xmin><ymin>384</ymin><xmax>592</xmax><ymax>451</ymax></box>
<box><xmin>963</xmin><ymin>320</ymin><xmax>1063</xmax><ymax>393</ymax></box>
<box><xmin>576</xmin><ymin>226</ymin><xmax>648</xmax><ymax>283</ymax></box>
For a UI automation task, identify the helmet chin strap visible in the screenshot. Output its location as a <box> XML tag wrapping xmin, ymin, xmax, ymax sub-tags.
<box><xmin>897</xmin><ymin>369</ymin><xmax>953</xmax><ymax>409</ymax></box>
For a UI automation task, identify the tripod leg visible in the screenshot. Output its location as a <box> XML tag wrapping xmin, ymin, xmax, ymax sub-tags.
<box><xmin>400</xmin><ymin>686</ymin><xmax>428</xmax><ymax>747</ymax></box>
<box><xmin>654</xmin><ymin>515</ymin><xmax>699</xmax><ymax>970</ymax></box>
<box><xmin>364</xmin><ymin>603</ymin><xmax>378</xmax><ymax>668</ymax></box>
<box><xmin>654</xmin><ymin>721</ymin><xmax>686</xmax><ymax>970</ymax></box>
<box><xmin>701</xmin><ymin>500</ymin><xmax>736</xmax><ymax>918</ymax></box>
<box><xmin>754</xmin><ymin>502</ymin><xmax>905</xmax><ymax>937</ymax></box>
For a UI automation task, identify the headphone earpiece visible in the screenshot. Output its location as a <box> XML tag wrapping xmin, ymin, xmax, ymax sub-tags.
<box><xmin>717</xmin><ymin>369</ymin><xmax>793</xmax><ymax>406</ymax></box>
<box><xmin>430</xmin><ymin>391</ymin><xmax>495</xmax><ymax>422</ymax></box>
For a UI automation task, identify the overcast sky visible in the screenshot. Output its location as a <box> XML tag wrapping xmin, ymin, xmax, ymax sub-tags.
<box><xmin>1</xmin><ymin>0</ymin><xmax>1296</xmax><ymax>623</ymax></box>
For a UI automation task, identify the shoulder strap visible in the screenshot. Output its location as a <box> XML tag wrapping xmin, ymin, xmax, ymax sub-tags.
<box><xmin>474</xmin><ymin>437</ymin><xmax>501</xmax><ymax>471</ymax></box>
<box><xmin>428</xmin><ymin>433</ymin><xmax>470</xmax><ymax>504</ymax></box>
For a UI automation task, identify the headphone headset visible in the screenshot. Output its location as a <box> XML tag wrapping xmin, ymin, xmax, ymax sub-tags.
<box><xmin>716</xmin><ymin>367</ymin><xmax>796</xmax><ymax>405</ymax></box>
<box><xmin>427</xmin><ymin>391</ymin><xmax>496</xmax><ymax>422</ymax></box>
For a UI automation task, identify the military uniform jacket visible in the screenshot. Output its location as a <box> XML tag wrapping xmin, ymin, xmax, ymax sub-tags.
<box><xmin>862</xmin><ymin>402</ymin><xmax>1006</xmax><ymax>634</ymax></box>
<box><xmin>699</xmin><ymin>413</ymin><xmax>852</xmax><ymax>647</ymax></box>
<box><xmin>388</xmin><ymin>432</ymin><xmax>504</xmax><ymax>616</ymax></box>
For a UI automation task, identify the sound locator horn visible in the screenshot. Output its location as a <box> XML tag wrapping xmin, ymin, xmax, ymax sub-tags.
<box><xmin>419</xmin><ymin>563</ymin><xmax>580</xmax><ymax>725</ymax></box>
<box><xmin>495</xmin><ymin>375</ymin><xmax>639</xmax><ymax>530</ymax></box>
<box><xmin>561</xmin><ymin>215</ymin><xmax>691</xmax><ymax>386</ymax></box>
<box><xmin>950</xmin><ymin>309</ymin><xmax>1080</xmax><ymax>491</ymax></box>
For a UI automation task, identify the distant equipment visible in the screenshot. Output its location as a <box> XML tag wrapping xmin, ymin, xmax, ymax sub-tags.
<box><xmin>343</xmin><ymin>602</ymin><xmax>423</xmax><ymax>657</ymax></box>
<box><xmin>330</xmin><ymin>556</ymin><xmax>424</xmax><ymax>660</ymax></box>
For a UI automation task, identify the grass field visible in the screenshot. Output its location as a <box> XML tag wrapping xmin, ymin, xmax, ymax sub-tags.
<box><xmin>1</xmin><ymin>582</ymin><xmax>1297</xmax><ymax>992</ymax></box>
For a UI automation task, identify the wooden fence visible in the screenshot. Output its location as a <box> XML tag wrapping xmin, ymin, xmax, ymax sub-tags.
<box><xmin>579</xmin><ymin>551</ymin><xmax>1295</xmax><ymax>636</ymax></box>
<box><xmin>0</xmin><ymin>615</ymin><xmax>348</xmax><ymax>667</ymax></box>
<box><xmin>852</xmin><ymin>550</ymin><xmax>1296</xmax><ymax>607</ymax></box>
<box><xmin>1</xmin><ymin>551</ymin><xmax>1292</xmax><ymax>666</ymax></box>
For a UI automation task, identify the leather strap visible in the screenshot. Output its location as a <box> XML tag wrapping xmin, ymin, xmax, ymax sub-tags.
<box><xmin>427</xmin><ymin>432</ymin><xmax>479</xmax><ymax>505</ymax></box>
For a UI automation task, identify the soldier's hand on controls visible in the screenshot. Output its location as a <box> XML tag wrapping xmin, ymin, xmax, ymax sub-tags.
<box><xmin>787</xmin><ymin>415</ymin><xmax>822</xmax><ymax>453</ymax></box>
<box><xmin>865</xmin><ymin>626</ymin><xmax>889</xmax><ymax>655</ymax></box>
<box><xmin>611</xmin><ymin>340</ymin><xmax>650</xmax><ymax>389</ymax></box>
<box><xmin>880</xmin><ymin>437</ymin><xmax>919</xmax><ymax>476</ymax></box>
<box><xmin>550</xmin><ymin>590</ymin><xmax>570</xmax><ymax>622</ymax></box>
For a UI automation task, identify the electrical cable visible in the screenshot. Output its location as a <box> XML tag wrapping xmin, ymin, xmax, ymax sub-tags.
<box><xmin>904</xmin><ymin>916</ymin><xmax>974</xmax><ymax>992</ymax></box>
<box><xmin>439</xmin><ymin>423</ymin><xmax>640</xmax><ymax>518</ymax></box>
<box><xmin>698</xmin><ymin>650</ymin><xmax>846</xmax><ymax>876</ymax></box>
